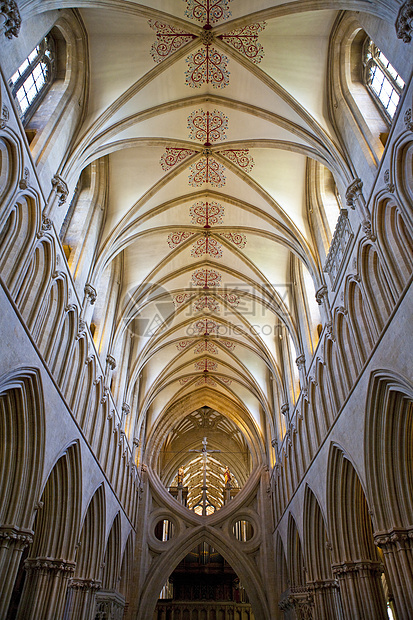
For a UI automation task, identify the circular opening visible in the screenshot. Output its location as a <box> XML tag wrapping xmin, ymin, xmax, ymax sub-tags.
<box><xmin>154</xmin><ymin>518</ymin><xmax>174</xmax><ymax>541</ymax></box>
<box><xmin>232</xmin><ymin>519</ymin><xmax>254</xmax><ymax>542</ymax></box>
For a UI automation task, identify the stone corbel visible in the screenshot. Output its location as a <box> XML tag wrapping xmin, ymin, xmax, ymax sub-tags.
<box><xmin>1</xmin><ymin>0</ymin><xmax>21</xmax><ymax>39</ymax></box>
<box><xmin>404</xmin><ymin>108</ymin><xmax>413</xmax><ymax>131</ymax></box>
<box><xmin>0</xmin><ymin>104</ymin><xmax>9</xmax><ymax>129</ymax></box>
<box><xmin>84</xmin><ymin>283</ymin><xmax>97</xmax><ymax>305</ymax></box>
<box><xmin>396</xmin><ymin>0</ymin><xmax>413</xmax><ymax>43</ymax></box>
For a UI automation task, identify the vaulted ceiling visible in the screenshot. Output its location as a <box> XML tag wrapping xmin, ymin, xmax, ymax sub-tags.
<box><xmin>56</xmin><ymin>0</ymin><xmax>355</xmax><ymax>473</ymax></box>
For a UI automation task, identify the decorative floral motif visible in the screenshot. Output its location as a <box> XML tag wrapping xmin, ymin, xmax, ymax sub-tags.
<box><xmin>191</xmin><ymin>235</ymin><xmax>223</xmax><ymax>258</ymax></box>
<box><xmin>219</xmin><ymin>23</ymin><xmax>266</xmax><ymax>63</ymax></box>
<box><xmin>220</xmin><ymin>377</ymin><xmax>232</xmax><ymax>385</ymax></box>
<box><xmin>160</xmin><ymin>148</ymin><xmax>196</xmax><ymax>170</ymax></box>
<box><xmin>193</xmin><ymin>318</ymin><xmax>218</xmax><ymax>334</ymax></box>
<box><xmin>194</xmin><ymin>339</ymin><xmax>219</xmax><ymax>354</ymax></box>
<box><xmin>196</xmin><ymin>375</ymin><xmax>217</xmax><ymax>386</ymax></box>
<box><xmin>191</xmin><ymin>268</ymin><xmax>222</xmax><ymax>288</ymax></box>
<box><xmin>193</xmin><ymin>295</ymin><xmax>221</xmax><ymax>312</ymax></box>
<box><xmin>176</xmin><ymin>340</ymin><xmax>194</xmax><ymax>351</ymax></box>
<box><xmin>179</xmin><ymin>377</ymin><xmax>192</xmax><ymax>384</ymax></box>
<box><xmin>173</xmin><ymin>293</ymin><xmax>193</xmax><ymax>307</ymax></box>
<box><xmin>184</xmin><ymin>0</ymin><xmax>232</xmax><ymax>26</ymax></box>
<box><xmin>220</xmin><ymin>149</ymin><xmax>254</xmax><ymax>173</ymax></box>
<box><xmin>219</xmin><ymin>339</ymin><xmax>236</xmax><ymax>351</ymax></box>
<box><xmin>188</xmin><ymin>157</ymin><xmax>226</xmax><ymax>187</ymax></box>
<box><xmin>219</xmin><ymin>232</ymin><xmax>247</xmax><ymax>249</ymax></box>
<box><xmin>167</xmin><ymin>231</ymin><xmax>195</xmax><ymax>249</ymax></box>
<box><xmin>187</xmin><ymin>109</ymin><xmax>228</xmax><ymax>144</ymax></box>
<box><xmin>190</xmin><ymin>200</ymin><xmax>224</xmax><ymax>227</ymax></box>
<box><xmin>194</xmin><ymin>358</ymin><xmax>218</xmax><ymax>371</ymax></box>
<box><xmin>149</xmin><ymin>21</ymin><xmax>196</xmax><ymax>63</ymax></box>
<box><xmin>185</xmin><ymin>47</ymin><xmax>230</xmax><ymax>88</ymax></box>
<box><xmin>218</xmin><ymin>292</ymin><xmax>240</xmax><ymax>306</ymax></box>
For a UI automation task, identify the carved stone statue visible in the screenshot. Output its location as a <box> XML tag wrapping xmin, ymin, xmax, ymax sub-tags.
<box><xmin>177</xmin><ymin>467</ymin><xmax>184</xmax><ymax>486</ymax></box>
<box><xmin>224</xmin><ymin>466</ymin><xmax>231</xmax><ymax>486</ymax></box>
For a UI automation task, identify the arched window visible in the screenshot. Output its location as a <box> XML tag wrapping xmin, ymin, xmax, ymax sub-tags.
<box><xmin>363</xmin><ymin>39</ymin><xmax>405</xmax><ymax>123</ymax></box>
<box><xmin>8</xmin><ymin>35</ymin><xmax>55</xmax><ymax>125</ymax></box>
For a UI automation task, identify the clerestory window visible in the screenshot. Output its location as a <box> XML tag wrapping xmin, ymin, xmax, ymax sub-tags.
<box><xmin>8</xmin><ymin>35</ymin><xmax>55</xmax><ymax>125</ymax></box>
<box><xmin>363</xmin><ymin>39</ymin><xmax>404</xmax><ymax>123</ymax></box>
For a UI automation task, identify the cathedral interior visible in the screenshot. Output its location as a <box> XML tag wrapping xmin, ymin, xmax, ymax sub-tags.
<box><xmin>0</xmin><ymin>1</ymin><xmax>412</xmax><ymax>619</ymax></box>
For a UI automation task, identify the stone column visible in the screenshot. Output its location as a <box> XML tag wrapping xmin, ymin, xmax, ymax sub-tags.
<box><xmin>0</xmin><ymin>525</ymin><xmax>33</xmax><ymax>618</ymax></box>
<box><xmin>66</xmin><ymin>578</ymin><xmax>101</xmax><ymax>620</ymax></box>
<box><xmin>332</xmin><ymin>560</ymin><xmax>387</xmax><ymax>620</ymax></box>
<box><xmin>16</xmin><ymin>557</ymin><xmax>76</xmax><ymax>619</ymax></box>
<box><xmin>95</xmin><ymin>589</ymin><xmax>126</xmax><ymax>620</ymax></box>
<box><xmin>374</xmin><ymin>527</ymin><xmax>413</xmax><ymax>619</ymax></box>
<box><xmin>308</xmin><ymin>579</ymin><xmax>343</xmax><ymax>619</ymax></box>
<box><xmin>279</xmin><ymin>586</ymin><xmax>314</xmax><ymax>619</ymax></box>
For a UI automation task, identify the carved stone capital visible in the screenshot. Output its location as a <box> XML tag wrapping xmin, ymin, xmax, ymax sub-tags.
<box><xmin>404</xmin><ymin>108</ymin><xmax>413</xmax><ymax>131</ymax></box>
<box><xmin>0</xmin><ymin>525</ymin><xmax>33</xmax><ymax>549</ymax></box>
<box><xmin>84</xmin><ymin>283</ymin><xmax>97</xmax><ymax>305</ymax></box>
<box><xmin>122</xmin><ymin>402</ymin><xmax>131</xmax><ymax>416</ymax></box>
<box><xmin>19</xmin><ymin>167</ymin><xmax>30</xmax><ymax>190</ymax></box>
<box><xmin>332</xmin><ymin>560</ymin><xmax>383</xmax><ymax>579</ymax></box>
<box><xmin>374</xmin><ymin>527</ymin><xmax>413</xmax><ymax>552</ymax></box>
<box><xmin>24</xmin><ymin>557</ymin><xmax>76</xmax><ymax>575</ymax></box>
<box><xmin>271</xmin><ymin>437</ymin><xmax>278</xmax><ymax>448</ymax></box>
<box><xmin>281</xmin><ymin>402</ymin><xmax>289</xmax><ymax>416</ymax></box>
<box><xmin>315</xmin><ymin>285</ymin><xmax>328</xmax><ymax>305</ymax></box>
<box><xmin>307</xmin><ymin>579</ymin><xmax>338</xmax><ymax>593</ymax></box>
<box><xmin>396</xmin><ymin>0</ymin><xmax>413</xmax><ymax>43</ymax></box>
<box><xmin>106</xmin><ymin>354</ymin><xmax>116</xmax><ymax>370</ymax></box>
<box><xmin>51</xmin><ymin>174</ymin><xmax>69</xmax><ymax>206</ymax></box>
<box><xmin>361</xmin><ymin>219</ymin><xmax>376</xmax><ymax>241</ymax></box>
<box><xmin>37</xmin><ymin>216</ymin><xmax>53</xmax><ymax>238</ymax></box>
<box><xmin>383</xmin><ymin>169</ymin><xmax>395</xmax><ymax>193</ymax></box>
<box><xmin>1</xmin><ymin>0</ymin><xmax>21</xmax><ymax>39</ymax></box>
<box><xmin>0</xmin><ymin>104</ymin><xmax>9</xmax><ymax>128</ymax></box>
<box><xmin>69</xmin><ymin>578</ymin><xmax>101</xmax><ymax>592</ymax></box>
<box><xmin>345</xmin><ymin>178</ymin><xmax>363</xmax><ymax>209</ymax></box>
<box><xmin>295</xmin><ymin>354</ymin><xmax>306</xmax><ymax>370</ymax></box>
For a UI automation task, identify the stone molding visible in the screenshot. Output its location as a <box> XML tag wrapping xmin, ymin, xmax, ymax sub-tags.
<box><xmin>295</xmin><ymin>353</ymin><xmax>306</xmax><ymax>369</ymax></box>
<box><xmin>345</xmin><ymin>178</ymin><xmax>363</xmax><ymax>209</ymax></box>
<box><xmin>106</xmin><ymin>354</ymin><xmax>116</xmax><ymax>370</ymax></box>
<box><xmin>1</xmin><ymin>0</ymin><xmax>21</xmax><ymax>39</ymax></box>
<box><xmin>396</xmin><ymin>0</ymin><xmax>413</xmax><ymax>43</ymax></box>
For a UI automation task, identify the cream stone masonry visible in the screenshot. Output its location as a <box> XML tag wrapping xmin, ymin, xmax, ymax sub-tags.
<box><xmin>0</xmin><ymin>2</ymin><xmax>412</xmax><ymax>619</ymax></box>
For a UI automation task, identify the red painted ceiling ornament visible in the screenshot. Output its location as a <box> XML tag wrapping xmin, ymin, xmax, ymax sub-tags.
<box><xmin>194</xmin><ymin>358</ymin><xmax>218</xmax><ymax>372</ymax></box>
<box><xmin>219</xmin><ymin>292</ymin><xmax>240</xmax><ymax>306</ymax></box>
<box><xmin>191</xmin><ymin>268</ymin><xmax>222</xmax><ymax>289</ymax></box>
<box><xmin>219</xmin><ymin>232</ymin><xmax>247</xmax><ymax>249</ymax></box>
<box><xmin>188</xmin><ymin>156</ymin><xmax>226</xmax><ymax>187</ymax></box>
<box><xmin>220</xmin><ymin>377</ymin><xmax>233</xmax><ymax>385</ymax></box>
<box><xmin>184</xmin><ymin>0</ymin><xmax>233</xmax><ymax>26</ymax></box>
<box><xmin>193</xmin><ymin>295</ymin><xmax>221</xmax><ymax>312</ymax></box>
<box><xmin>190</xmin><ymin>200</ymin><xmax>224</xmax><ymax>228</ymax></box>
<box><xmin>173</xmin><ymin>293</ymin><xmax>194</xmax><ymax>307</ymax></box>
<box><xmin>179</xmin><ymin>377</ymin><xmax>192</xmax><ymax>384</ymax></box>
<box><xmin>219</xmin><ymin>23</ymin><xmax>266</xmax><ymax>63</ymax></box>
<box><xmin>191</xmin><ymin>234</ymin><xmax>223</xmax><ymax>258</ymax></box>
<box><xmin>188</xmin><ymin>109</ymin><xmax>228</xmax><ymax>144</ymax></box>
<box><xmin>196</xmin><ymin>375</ymin><xmax>217</xmax><ymax>386</ymax></box>
<box><xmin>219</xmin><ymin>339</ymin><xmax>236</xmax><ymax>351</ymax></box>
<box><xmin>176</xmin><ymin>339</ymin><xmax>194</xmax><ymax>351</ymax></box>
<box><xmin>193</xmin><ymin>318</ymin><xmax>218</xmax><ymax>335</ymax></box>
<box><xmin>194</xmin><ymin>339</ymin><xmax>219</xmax><ymax>354</ymax></box>
<box><xmin>149</xmin><ymin>21</ymin><xmax>196</xmax><ymax>63</ymax></box>
<box><xmin>185</xmin><ymin>47</ymin><xmax>230</xmax><ymax>89</ymax></box>
<box><xmin>167</xmin><ymin>231</ymin><xmax>195</xmax><ymax>249</ymax></box>
<box><xmin>220</xmin><ymin>149</ymin><xmax>254</xmax><ymax>173</ymax></box>
<box><xmin>160</xmin><ymin>148</ymin><xmax>196</xmax><ymax>171</ymax></box>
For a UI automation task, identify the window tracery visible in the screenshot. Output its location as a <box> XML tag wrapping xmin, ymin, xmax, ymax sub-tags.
<box><xmin>363</xmin><ymin>39</ymin><xmax>405</xmax><ymax>122</ymax></box>
<box><xmin>8</xmin><ymin>35</ymin><xmax>55</xmax><ymax>125</ymax></box>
